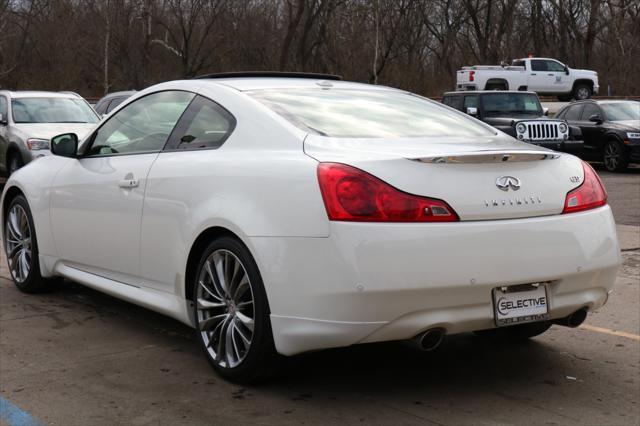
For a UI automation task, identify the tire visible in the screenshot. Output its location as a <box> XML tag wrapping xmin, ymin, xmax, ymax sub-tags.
<box><xmin>557</xmin><ymin>94</ymin><xmax>572</xmax><ymax>102</ymax></box>
<box><xmin>603</xmin><ymin>139</ymin><xmax>629</xmax><ymax>172</ymax></box>
<box><xmin>193</xmin><ymin>236</ymin><xmax>278</xmax><ymax>383</ymax></box>
<box><xmin>4</xmin><ymin>195</ymin><xmax>59</xmax><ymax>293</ymax></box>
<box><xmin>485</xmin><ymin>83</ymin><xmax>507</xmax><ymax>91</ymax></box>
<box><xmin>7</xmin><ymin>152</ymin><xmax>24</xmax><ymax>176</ymax></box>
<box><xmin>573</xmin><ymin>84</ymin><xmax>592</xmax><ymax>100</ymax></box>
<box><xmin>474</xmin><ymin>321</ymin><xmax>552</xmax><ymax>341</ymax></box>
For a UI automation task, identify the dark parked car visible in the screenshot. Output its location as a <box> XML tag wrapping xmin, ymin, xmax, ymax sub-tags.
<box><xmin>93</xmin><ymin>91</ymin><xmax>136</xmax><ymax>116</ymax></box>
<box><xmin>556</xmin><ymin>100</ymin><xmax>640</xmax><ymax>172</ymax></box>
<box><xmin>442</xmin><ymin>91</ymin><xmax>582</xmax><ymax>153</ymax></box>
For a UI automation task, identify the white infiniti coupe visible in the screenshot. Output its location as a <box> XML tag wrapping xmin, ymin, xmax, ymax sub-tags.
<box><xmin>1</xmin><ymin>73</ymin><xmax>620</xmax><ymax>382</ymax></box>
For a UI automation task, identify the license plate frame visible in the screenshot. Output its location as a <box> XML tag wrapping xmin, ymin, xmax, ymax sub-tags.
<box><xmin>492</xmin><ymin>283</ymin><xmax>550</xmax><ymax>327</ymax></box>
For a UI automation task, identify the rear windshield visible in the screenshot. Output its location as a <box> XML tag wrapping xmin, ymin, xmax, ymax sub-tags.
<box><xmin>11</xmin><ymin>97</ymin><xmax>99</xmax><ymax>124</ymax></box>
<box><xmin>248</xmin><ymin>89</ymin><xmax>494</xmax><ymax>138</ymax></box>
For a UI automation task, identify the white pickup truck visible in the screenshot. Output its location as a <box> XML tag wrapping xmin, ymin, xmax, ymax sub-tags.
<box><xmin>456</xmin><ymin>57</ymin><xmax>599</xmax><ymax>101</ymax></box>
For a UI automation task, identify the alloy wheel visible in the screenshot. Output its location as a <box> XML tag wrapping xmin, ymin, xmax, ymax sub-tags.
<box><xmin>604</xmin><ymin>142</ymin><xmax>620</xmax><ymax>171</ymax></box>
<box><xmin>196</xmin><ymin>249</ymin><xmax>255</xmax><ymax>369</ymax></box>
<box><xmin>5</xmin><ymin>204</ymin><xmax>32</xmax><ymax>283</ymax></box>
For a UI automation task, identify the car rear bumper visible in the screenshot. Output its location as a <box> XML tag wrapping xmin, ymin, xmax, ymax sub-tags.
<box><xmin>251</xmin><ymin>206</ymin><xmax>620</xmax><ymax>356</ymax></box>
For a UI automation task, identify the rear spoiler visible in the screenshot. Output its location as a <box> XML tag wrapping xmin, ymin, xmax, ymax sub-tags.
<box><xmin>409</xmin><ymin>150</ymin><xmax>561</xmax><ymax>164</ymax></box>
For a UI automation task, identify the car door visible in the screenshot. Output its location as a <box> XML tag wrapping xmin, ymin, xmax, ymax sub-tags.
<box><xmin>577</xmin><ymin>103</ymin><xmax>605</xmax><ymax>157</ymax></box>
<box><xmin>527</xmin><ymin>60</ymin><xmax>551</xmax><ymax>92</ymax></box>
<box><xmin>544</xmin><ymin>60</ymin><xmax>572</xmax><ymax>93</ymax></box>
<box><xmin>49</xmin><ymin>90</ymin><xmax>195</xmax><ymax>285</ymax></box>
<box><xmin>139</xmin><ymin>95</ymin><xmax>236</xmax><ymax>292</ymax></box>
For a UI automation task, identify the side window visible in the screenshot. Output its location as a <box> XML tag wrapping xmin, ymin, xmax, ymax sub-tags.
<box><xmin>531</xmin><ymin>60</ymin><xmax>546</xmax><ymax>72</ymax></box>
<box><xmin>443</xmin><ymin>96</ymin><xmax>462</xmax><ymax>110</ymax></box>
<box><xmin>564</xmin><ymin>105</ymin><xmax>584</xmax><ymax>121</ymax></box>
<box><xmin>463</xmin><ymin>96</ymin><xmax>478</xmax><ymax>109</ymax></box>
<box><xmin>165</xmin><ymin>95</ymin><xmax>236</xmax><ymax>151</ymax></box>
<box><xmin>512</xmin><ymin>60</ymin><xmax>525</xmax><ymax>68</ymax></box>
<box><xmin>546</xmin><ymin>61</ymin><xmax>566</xmax><ymax>72</ymax></box>
<box><xmin>94</xmin><ymin>100</ymin><xmax>108</xmax><ymax>115</ymax></box>
<box><xmin>85</xmin><ymin>91</ymin><xmax>195</xmax><ymax>157</ymax></box>
<box><xmin>580</xmin><ymin>104</ymin><xmax>601</xmax><ymax>121</ymax></box>
<box><xmin>0</xmin><ymin>96</ymin><xmax>7</xmax><ymax>119</ymax></box>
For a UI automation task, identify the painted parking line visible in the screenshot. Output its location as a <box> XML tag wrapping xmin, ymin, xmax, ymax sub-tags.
<box><xmin>580</xmin><ymin>324</ymin><xmax>640</xmax><ymax>342</ymax></box>
<box><xmin>0</xmin><ymin>397</ymin><xmax>43</xmax><ymax>426</ymax></box>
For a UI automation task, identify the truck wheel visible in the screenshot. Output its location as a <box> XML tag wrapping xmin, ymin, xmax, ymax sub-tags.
<box><xmin>603</xmin><ymin>140</ymin><xmax>629</xmax><ymax>172</ymax></box>
<box><xmin>557</xmin><ymin>94</ymin><xmax>572</xmax><ymax>102</ymax></box>
<box><xmin>573</xmin><ymin>84</ymin><xmax>592</xmax><ymax>100</ymax></box>
<box><xmin>485</xmin><ymin>82</ymin><xmax>508</xmax><ymax>91</ymax></box>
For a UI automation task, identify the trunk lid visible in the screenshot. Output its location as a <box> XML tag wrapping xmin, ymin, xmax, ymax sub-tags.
<box><xmin>304</xmin><ymin>135</ymin><xmax>584</xmax><ymax>221</ymax></box>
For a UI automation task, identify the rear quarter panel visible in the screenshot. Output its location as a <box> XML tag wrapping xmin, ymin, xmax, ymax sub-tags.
<box><xmin>138</xmin><ymin>84</ymin><xmax>329</xmax><ymax>292</ymax></box>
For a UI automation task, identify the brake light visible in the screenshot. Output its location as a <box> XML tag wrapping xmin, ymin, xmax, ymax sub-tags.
<box><xmin>317</xmin><ymin>163</ymin><xmax>459</xmax><ymax>222</ymax></box>
<box><xmin>469</xmin><ymin>71</ymin><xmax>475</xmax><ymax>82</ymax></box>
<box><xmin>562</xmin><ymin>161</ymin><xmax>607</xmax><ymax>214</ymax></box>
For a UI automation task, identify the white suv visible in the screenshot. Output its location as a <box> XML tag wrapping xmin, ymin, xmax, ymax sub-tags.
<box><xmin>0</xmin><ymin>91</ymin><xmax>99</xmax><ymax>175</ymax></box>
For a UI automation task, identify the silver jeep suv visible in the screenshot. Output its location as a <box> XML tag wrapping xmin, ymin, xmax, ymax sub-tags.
<box><xmin>0</xmin><ymin>91</ymin><xmax>99</xmax><ymax>175</ymax></box>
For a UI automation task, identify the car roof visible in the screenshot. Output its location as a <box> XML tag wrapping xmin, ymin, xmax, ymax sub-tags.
<box><xmin>198</xmin><ymin>77</ymin><xmax>396</xmax><ymax>92</ymax></box>
<box><xmin>563</xmin><ymin>99</ymin><xmax>638</xmax><ymax>106</ymax></box>
<box><xmin>1</xmin><ymin>90</ymin><xmax>81</xmax><ymax>99</ymax></box>
<box><xmin>443</xmin><ymin>91</ymin><xmax>538</xmax><ymax>96</ymax></box>
<box><xmin>514</xmin><ymin>57</ymin><xmax>559</xmax><ymax>61</ymax></box>
<box><xmin>100</xmin><ymin>91</ymin><xmax>136</xmax><ymax>100</ymax></box>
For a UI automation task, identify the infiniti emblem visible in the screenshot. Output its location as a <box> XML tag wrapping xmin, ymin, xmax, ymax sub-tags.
<box><xmin>496</xmin><ymin>176</ymin><xmax>521</xmax><ymax>191</ymax></box>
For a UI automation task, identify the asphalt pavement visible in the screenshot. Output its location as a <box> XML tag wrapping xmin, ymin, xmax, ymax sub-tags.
<box><xmin>0</xmin><ymin>169</ymin><xmax>638</xmax><ymax>426</ymax></box>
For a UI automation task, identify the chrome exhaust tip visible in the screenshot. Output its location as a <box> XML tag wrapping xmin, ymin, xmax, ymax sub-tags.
<box><xmin>555</xmin><ymin>308</ymin><xmax>588</xmax><ymax>328</ymax></box>
<box><xmin>412</xmin><ymin>328</ymin><xmax>446</xmax><ymax>352</ymax></box>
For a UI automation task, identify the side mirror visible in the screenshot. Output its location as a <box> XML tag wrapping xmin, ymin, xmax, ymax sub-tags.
<box><xmin>0</xmin><ymin>113</ymin><xmax>7</xmax><ymax>125</ymax></box>
<box><xmin>543</xmin><ymin>107</ymin><xmax>549</xmax><ymax>116</ymax></box>
<box><xmin>466</xmin><ymin>107</ymin><xmax>478</xmax><ymax>116</ymax></box>
<box><xmin>51</xmin><ymin>133</ymin><xmax>78</xmax><ymax>158</ymax></box>
<box><xmin>588</xmin><ymin>114</ymin><xmax>603</xmax><ymax>124</ymax></box>
<box><xmin>564</xmin><ymin>66</ymin><xmax>570</xmax><ymax>75</ymax></box>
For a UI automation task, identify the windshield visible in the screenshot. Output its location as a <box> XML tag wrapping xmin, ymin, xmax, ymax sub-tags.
<box><xmin>248</xmin><ymin>89</ymin><xmax>494</xmax><ymax>138</ymax></box>
<box><xmin>601</xmin><ymin>102</ymin><xmax>640</xmax><ymax>122</ymax></box>
<box><xmin>11</xmin><ymin>97</ymin><xmax>99</xmax><ymax>124</ymax></box>
<box><xmin>481</xmin><ymin>93</ymin><xmax>542</xmax><ymax>117</ymax></box>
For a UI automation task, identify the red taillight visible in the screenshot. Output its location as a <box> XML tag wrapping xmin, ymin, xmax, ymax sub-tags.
<box><xmin>562</xmin><ymin>161</ymin><xmax>607</xmax><ymax>214</ymax></box>
<box><xmin>317</xmin><ymin>163</ymin><xmax>459</xmax><ymax>222</ymax></box>
<box><xmin>469</xmin><ymin>70</ymin><xmax>475</xmax><ymax>82</ymax></box>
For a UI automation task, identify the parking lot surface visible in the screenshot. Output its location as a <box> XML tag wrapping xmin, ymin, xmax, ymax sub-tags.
<box><xmin>0</xmin><ymin>170</ymin><xmax>639</xmax><ymax>426</ymax></box>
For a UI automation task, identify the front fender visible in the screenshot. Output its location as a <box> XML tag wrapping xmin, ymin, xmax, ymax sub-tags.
<box><xmin>1</xmin><ymin>156</ymin><xmax>71</xmax><ymax>261</ymax></box>
<box><xmin>569</xmin><ymin>125</ymin><xmax>583</xmax><ymax>141</ymax></box>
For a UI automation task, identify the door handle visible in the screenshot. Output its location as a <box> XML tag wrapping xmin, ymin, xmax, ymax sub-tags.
<box><xmin>118</xmin><ymin>178</ymin><xmax>139</xmax><ymax>188</ymax></box>
<box><xmin>531</xmin><ymin>73</ymin><xmax>537</xmax><ymax>76</ymax></box>
<box><xmin>547</xmin><ymin>73</ymin><xmax>554</xmax><ymax>76</ymax></box>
